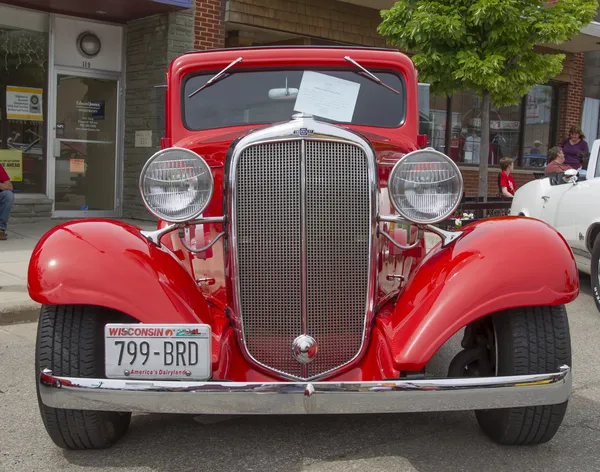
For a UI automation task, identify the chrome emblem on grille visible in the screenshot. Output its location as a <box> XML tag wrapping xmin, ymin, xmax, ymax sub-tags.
<box><xmin>292</xmin><ymin>335</ymin><xmax>318</xmax><ymax>364</ymax></box>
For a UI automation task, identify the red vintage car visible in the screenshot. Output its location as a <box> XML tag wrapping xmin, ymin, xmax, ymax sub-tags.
<box><xmin>31</xmin><ymin>46</ymin><xmax>577</xmax><ymax>450</ymax></box>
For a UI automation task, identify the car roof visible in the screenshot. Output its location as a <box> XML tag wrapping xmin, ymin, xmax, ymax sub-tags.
<box><xmin>181</xmin><ymin>45</ymin><xmax>402</xmax><ymax>56</ymax></box>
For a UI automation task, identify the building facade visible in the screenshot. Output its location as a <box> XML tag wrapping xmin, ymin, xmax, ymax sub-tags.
<box><xmin>0</xmin><ymin>0</ymin><xmax>598</xmax><ymax>222</ymax></box>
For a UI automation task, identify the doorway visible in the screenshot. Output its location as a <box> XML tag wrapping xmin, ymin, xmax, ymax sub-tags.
<box><xmin>49</xmin><ymin>68</ymin><xmax>122</xmax><ymax>217</ymax></box>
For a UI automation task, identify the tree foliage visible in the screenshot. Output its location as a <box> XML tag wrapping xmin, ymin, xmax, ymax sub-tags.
<box><xmin>378</xmin><ymin>0</ymin><xmax>597</xmax><ymax>197</ymax></box>
<box><xmin>378</xmin><ymin>0</ymin><xmax>597</xmax><ymax>106</ymax></box>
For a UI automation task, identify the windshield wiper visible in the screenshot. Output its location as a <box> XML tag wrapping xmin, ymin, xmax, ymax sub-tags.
<box><xmin>344</xmin><ymin>56</ymin><xmax>400</xmax><ymax>95</ymax></box>
<box><xmin>188</xmin><ymin>57</ymin><xmax>243</xmax><ymax>98</ymax></box>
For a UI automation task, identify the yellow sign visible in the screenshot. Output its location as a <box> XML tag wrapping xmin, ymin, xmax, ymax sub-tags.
<box><xmin>0</xmin><ymin>150</ymin><xmax>23</xmax><ymax>182</ymax></box>
<box><xmin>6</xmin><ymin>85</ymin><xmax>44</xmax><ymax>121</ymax></box>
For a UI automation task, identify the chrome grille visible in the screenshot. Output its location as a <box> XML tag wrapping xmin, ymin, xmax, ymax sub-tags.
<box><xmin>305</xmin><ymin>141</ymin><xmax>370</xmax><ymax>378</ymax></box>
<box><xmin>234</xmin><ymin>139</ymin><xmax>372</xmax><ymax>379</ymax></box>
<box><xmin>236</xmin><ymin>141</ymin><xmax>303</xmax><ymax>378</ymax></box>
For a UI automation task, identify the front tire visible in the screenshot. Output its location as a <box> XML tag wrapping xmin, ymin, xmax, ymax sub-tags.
<box><xmin>35</xmin><ymin>305</ymin><xmax>132</xmax><ymax>450</ymax></box>
<box><xmin>475</xmin><ymin>305</ymin><xmax>571</xmax><ymax>445</ymax></box>
<box><xmin>590</xmin><ymin>235</ymin><xmax>600</xmax><ymax>312</ymax></box>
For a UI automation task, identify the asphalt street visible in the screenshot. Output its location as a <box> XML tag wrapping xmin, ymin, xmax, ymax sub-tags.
<box><xmin>1</xmin><ymin>275</ymin><xmax>599</xmax><ymax>472</ymax></box>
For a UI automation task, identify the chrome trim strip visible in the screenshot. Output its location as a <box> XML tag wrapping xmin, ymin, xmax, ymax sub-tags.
<box><xmin>227</xmin><ymin>115</ymin><xmax>379</xmax><ymax>381</ymax></box>
<box><xmin>300</xmin><ymin>139</ymin><xmax>309</xmax><ymax>379</ymax></box>
<box><xmin>39</xmin><ymin>365</ymin><xmax>572</xmax><ymax>415</ymax></box>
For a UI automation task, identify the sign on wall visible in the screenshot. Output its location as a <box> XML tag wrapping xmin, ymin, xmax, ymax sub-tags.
<box><xmin>6</xmin><ymin>86</ymin><xmax>43</xmax><ymax>121</ymax></box>
<box><xmin>0</xmin><ymin>150</ymin><xmax>23</xmax><ymax>182</ymax></box>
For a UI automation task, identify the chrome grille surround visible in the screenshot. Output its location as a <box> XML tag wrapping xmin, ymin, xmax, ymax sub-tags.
<box><xmin>226</xmin><ymin>115</ymin><xmax>378</xmax><ymax>381</ymax></box>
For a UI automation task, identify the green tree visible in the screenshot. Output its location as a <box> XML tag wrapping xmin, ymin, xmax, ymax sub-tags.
<box><xmin>378</xmin><ymin>0</ymin><xmax>597</xmax><ymax>197</ymax></box>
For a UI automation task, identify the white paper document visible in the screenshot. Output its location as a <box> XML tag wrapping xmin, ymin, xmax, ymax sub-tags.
<box><xmin>293</xmin><ymin>71</ymin><xmax>361</xmax><ymax>123</ymax></box>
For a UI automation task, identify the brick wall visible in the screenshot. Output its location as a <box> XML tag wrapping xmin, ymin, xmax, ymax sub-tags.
<box><xmin>122</xmin><ymin>10</ymin><xmax>195</xmax><ymax>221</ymax></box>
<box><xmin>460</xmin><ymin>167</ymin><xmax>536</xmax><ymax>197</ymax></box>
<box><xmin>224</xmin><ymin>0</ymin><xmax>386</xmax><ymax>46</ymax></box>
<box><xmin>195</xmin><ymin>0</ymin><xmax>225</xmax><ymax>49</ymax></box>
<box><xmin>557</xmin><ymin>52</ymin><xmax>585</xmax><ymax>145</ymax></box>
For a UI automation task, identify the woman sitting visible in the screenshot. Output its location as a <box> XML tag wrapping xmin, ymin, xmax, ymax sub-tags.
<box><xmin>544</xmin><ymin>147</ymin><xmax>571</xmax><ymax>175</ymax></box>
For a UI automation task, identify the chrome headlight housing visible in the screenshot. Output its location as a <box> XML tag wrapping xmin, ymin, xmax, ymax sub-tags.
<box><xmin>388</xmin><ymin>148</ymin><xmax>463</xmax><ymax>224</ymax></box>
<box><xmin>139</xmin><ymin>147</ymin><xmax>214</xmax><ymax>223</ymax></box>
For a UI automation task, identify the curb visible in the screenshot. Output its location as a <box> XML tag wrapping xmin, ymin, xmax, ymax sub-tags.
<box><xmin>0</xmin><ymin>302</ymin><xmax>40</xmax><ymax>326</ymax></box>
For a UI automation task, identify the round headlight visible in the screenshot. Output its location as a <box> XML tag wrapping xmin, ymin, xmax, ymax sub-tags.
<box><xmin>388</xmin><ymin>148</ymin><xmax>463</xmax><ymax>224</ymax></box>
<box><xmin>139</xmin><ymin>147</ymin><xmax>214</xmax><ymax>223</ymax></box>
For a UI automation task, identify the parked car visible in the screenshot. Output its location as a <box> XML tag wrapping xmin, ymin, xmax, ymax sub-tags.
<box><xmin>31</xmin><ymin>46</ymin><xmax>577</xmax><ymax>450</ymax></box>
<box><xmin>510</xmin><ymin>138</ymin><xmax>600</xmax><ymax>312</ymax></box>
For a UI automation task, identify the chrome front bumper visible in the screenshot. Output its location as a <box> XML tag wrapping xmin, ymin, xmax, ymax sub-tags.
<box><xmin>39</xmin><ymin>366</ymin><xmax>572</xmax><ymax>415</ymax></box>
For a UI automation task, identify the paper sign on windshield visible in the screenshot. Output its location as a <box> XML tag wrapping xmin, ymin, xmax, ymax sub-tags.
<box><xmin>293</xmin><ymin>71</ymin><xmax>360</xmax><ymax>123</ymax></box>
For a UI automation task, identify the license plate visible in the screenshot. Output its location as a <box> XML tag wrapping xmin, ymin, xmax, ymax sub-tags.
<box><xmin>104</xmin><ymin>324</ymin><xmax>211</xmax><ymax>380</ymax></box>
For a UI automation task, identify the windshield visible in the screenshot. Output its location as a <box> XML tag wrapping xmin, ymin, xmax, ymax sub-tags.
<box><xmin>182</xmin><ymin>68</ymin><xmax>406</xmax><ymax>131</ymax></box>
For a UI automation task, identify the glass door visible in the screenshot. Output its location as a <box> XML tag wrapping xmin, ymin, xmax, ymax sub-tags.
<box><xmin>51</xmin><ymin>70</ymin><xmax>121</xmax><ymax>217</ymax></box>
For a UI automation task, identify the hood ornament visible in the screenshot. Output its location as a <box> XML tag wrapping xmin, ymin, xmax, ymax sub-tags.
<box><xmin>292</xmin><ymin>335</ymin><xmax>318</xmax><ymax>364</ymax></box>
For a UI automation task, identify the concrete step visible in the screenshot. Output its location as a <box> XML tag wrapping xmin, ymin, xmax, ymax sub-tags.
<box><xmin>7</xmin><ymin>194</ymin><xmax>53</xmax><ymax>225</ymax></box>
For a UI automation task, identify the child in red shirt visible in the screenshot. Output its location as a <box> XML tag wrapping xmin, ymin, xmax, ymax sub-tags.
<box><xmin>499</xmin><ymin>157</ymin><xmax>516</xmax><ymax>198</ymax></box>
<box><xmin>0</xmin><ymin>163</ymin><xmax>15</xmax><ymax>240</ymax></box>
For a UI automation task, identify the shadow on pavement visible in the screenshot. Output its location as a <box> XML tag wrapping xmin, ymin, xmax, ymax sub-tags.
<box><xmin>59</xmin><ymin>393</ymin><xmax>600</xmax><ymax>472</ymax></box>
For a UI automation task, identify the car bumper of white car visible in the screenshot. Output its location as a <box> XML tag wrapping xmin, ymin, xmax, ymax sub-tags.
<box><xmin>38</xmin><ymin>366</ymin><xmax>572</xmax><ymax>415</ymax></box>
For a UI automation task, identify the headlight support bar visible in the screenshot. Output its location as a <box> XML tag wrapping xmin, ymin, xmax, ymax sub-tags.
<box><xmin>140</xmin><ymin>216</ymin><xmax>226</xmax><ymax>246</ymax></box>
<box><xmin>378</xmin><ymin>214</ymin><xmax>462</xmax><ymax>248</ymax></box>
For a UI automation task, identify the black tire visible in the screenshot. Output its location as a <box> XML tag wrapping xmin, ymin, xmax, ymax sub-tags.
<box><xmin>591</xmin><ymin>236</ymin><xmax>600</xmax><ymax>313</ymax></box>
<box><xmin>475</xmin><ymin>305</ymin><xmax>571</xmax><ymax>446</ymax></box>
<box><xmin>35</xmin><ymin>305</ymin><xmax>132</xmax><ymax>450</ymax></box>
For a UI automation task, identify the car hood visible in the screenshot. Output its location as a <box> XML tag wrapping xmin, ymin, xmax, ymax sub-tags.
<box><xmin>171</xmin><ymin>124</ymin><xmax>416</xmax><ymax>171</ymax></box>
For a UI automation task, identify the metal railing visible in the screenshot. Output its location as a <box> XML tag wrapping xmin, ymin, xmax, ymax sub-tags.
<box><xmin>438</xmin><ymin>194</ymin><xmax>512</xmax><ymax>230</ymax></box>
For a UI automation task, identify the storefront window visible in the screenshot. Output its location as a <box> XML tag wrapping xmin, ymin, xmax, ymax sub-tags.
<box><xmin>418</xmin><ymin>84</ymin><xmax>449</xmax><ymax>153</ymax></box>
<box><xmin>0</xmin><ymin>26</ymin><xmax>48</xmax><ymax>193</ymax></box>
<box><xmin>523</xmin><ymin>85</ymin><xmax>554</xmax><ymax>168</ymax></box>
<box><xmin>451</xmin><ymin>90</ymin><xmax>521</xmax><ymax>166</ymax></box>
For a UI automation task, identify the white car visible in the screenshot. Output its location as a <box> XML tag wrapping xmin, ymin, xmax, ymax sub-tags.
<box><xmin>510</xmin><ymin>139</ymin><xmax>600</xmax><ymax>312</ymax></box>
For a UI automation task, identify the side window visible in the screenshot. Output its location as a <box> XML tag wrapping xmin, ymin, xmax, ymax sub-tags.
<box><xmin>595</xmin><ymin>146</ymin><xmax>600</xmax><ymax>178</ymax></box>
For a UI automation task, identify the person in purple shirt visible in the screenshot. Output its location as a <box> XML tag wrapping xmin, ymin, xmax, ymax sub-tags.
<box><xmin>561</xmin><ymin>125</ymin><xmax>589</xmax><ymax>169</ymax></box>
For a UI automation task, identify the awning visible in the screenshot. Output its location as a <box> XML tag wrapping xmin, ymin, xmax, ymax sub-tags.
<box><xmin>541</xmin><ymin>22</ymin><xmax>600</xmax><ymax>53</ymax></box>
<box><xmin>337</xmin><ymin>0</ymin><xmax>395</xmax><ymax>9</ymax></box>
<box><xmin>0</xmin><ymin>0</ymin><xmax>192</xmax><ymax>23</ymax></box>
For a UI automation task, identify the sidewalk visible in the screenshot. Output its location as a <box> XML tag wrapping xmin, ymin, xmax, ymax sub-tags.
<box><xmin>0</xmin><ymin>218</ymin><xmax>156</xmax><ymax>325</ymax></box>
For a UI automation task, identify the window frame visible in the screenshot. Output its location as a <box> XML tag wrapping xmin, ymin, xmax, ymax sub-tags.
<box><xmin>180</xmin><ymin>66</ymin><xmax>408</xmax><ymax>132</ymax></box>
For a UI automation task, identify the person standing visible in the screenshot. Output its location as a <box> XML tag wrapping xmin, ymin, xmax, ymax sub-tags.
<box><xmin>561</xmin><ymin>125</ymin><xmax>589</xmax><ymax>169</ymax></box>
<box><xmin>499</xmin><ymin>157</ymin><xmax>517</xmax><ymax>198</ymax></box>
<box><xmin>0</xmin><ymin>162</ymin><xmax>15</xmax><ymax>240</ymax></box>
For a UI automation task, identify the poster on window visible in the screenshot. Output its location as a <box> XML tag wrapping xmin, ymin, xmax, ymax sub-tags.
<box><xmin>76</xmin><ymin>100</ymin><xmax>105</xmax><ymax>133</ymax></box>
<box><xmin>6</xmin><ymin>86</ymin><xmax>44</xmax><ymax>121</ymax></box>
<box><xmin>0</xmin><ymin>150</ymin><xmax>23</xmax><ymax>182</ymax></box>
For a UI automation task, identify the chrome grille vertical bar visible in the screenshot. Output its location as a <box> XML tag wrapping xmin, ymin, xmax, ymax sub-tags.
<box><xmin>300</xmin><ymin>139</ymin><xmax>309</xmax><ymax>379</ymax></box>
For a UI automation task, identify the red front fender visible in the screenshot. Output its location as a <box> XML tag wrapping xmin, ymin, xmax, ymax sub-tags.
<box><xmin>27</xmin><ymin>219</ymin><xmax>212</xmax><ymax>325</ymax></box>
<box><xmin>379</xmin><ymin>216</ymin><xmax>579</xmax><ymax>372</ymax></box>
